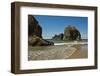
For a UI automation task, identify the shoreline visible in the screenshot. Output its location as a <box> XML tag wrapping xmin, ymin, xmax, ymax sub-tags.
<box><xmin>28</xmin><ymin>44</ymin><xmax>88</xmax><ymax>60</ymax></box>
<box><xmin>54</xmin><ymin>42</ymin><xmax>87</xmax><ymax>45</ymax></box>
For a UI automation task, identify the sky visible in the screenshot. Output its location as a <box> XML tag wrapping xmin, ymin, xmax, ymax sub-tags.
<box><xmin>34</xmin><ymin>15</ymin><xmax>88</xmax><ymax>39</ymax></box>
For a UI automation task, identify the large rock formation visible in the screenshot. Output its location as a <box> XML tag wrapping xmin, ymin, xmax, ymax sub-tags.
<box><xmin>28</xmin><ymin>15</ymin><xmax>54</xmax><ymax>46</ymax></box>
<box><xmin>63</xmin><ymin>26</ymin><xmax>81</xmax><ymax>40</ymax></box>
<box><xmin>28</xmin><ymin>35</ymin><xmax>54</xmax><ymax>46</ymax></box>
<box><xmin>52</xmin><ymin>25</ymin><xmax>81</xmax><ymax>41</ymax></box>
<box><xmin>28</xmin><ymin>15</ymin><xmax>42</xmax><ymax>38</ymax></box>
<box><xmin>52</xmin><ymin>33</ymin><xmax>63</xmax><ymax>40</ymax></box>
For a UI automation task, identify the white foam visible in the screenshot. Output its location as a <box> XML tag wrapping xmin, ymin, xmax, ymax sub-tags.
<box><xmin>54</xmin><ymin>42</ymin><xmax>88</xmax><ymax>45</ymax></box>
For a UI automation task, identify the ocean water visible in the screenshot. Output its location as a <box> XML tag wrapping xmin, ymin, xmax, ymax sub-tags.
<box><xmin>80</xmin><ymin>44</ymin><xmax>88</xmax><ymax>51</ymax></box>
<box><xmin>46</xmin><ymin>39</ymin><xmax>88</xmax><ymax>52</ymax></box>
<box><xmin>46</xmin><ymin>39</ymin><xmax>88</xmax><ymax>43</ymax></box>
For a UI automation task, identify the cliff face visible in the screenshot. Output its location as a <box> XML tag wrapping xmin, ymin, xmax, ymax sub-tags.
<box><xmin>52</xmin><ymin>25</ymin><xmax>81</xmax><ymax>41</ymax></box>
<box><xmin>28</xmin><ymin>15</ymin><xmax>54</xmax><ymax>46</ymax></box>
<box><xmin>28</xmin><ymin>15</ymin><xmax>42</xmax><ymax>38</ymax></box>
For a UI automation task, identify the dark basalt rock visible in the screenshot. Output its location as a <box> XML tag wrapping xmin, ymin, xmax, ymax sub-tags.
<box><xmin>28</xmin><ymin>15</ymin><xmax>54</xmax><ymax>46</ymax></box>
<box><xmin>63</xmin><ymin>25</ymin><xmax>81</xmax><ymax>40</ymax></box>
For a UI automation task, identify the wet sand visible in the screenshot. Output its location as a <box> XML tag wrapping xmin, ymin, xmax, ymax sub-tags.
<box><xmin>28</xmin><ymin>44</ymin><xmax>88</xmax><ymax>60</ymax></box>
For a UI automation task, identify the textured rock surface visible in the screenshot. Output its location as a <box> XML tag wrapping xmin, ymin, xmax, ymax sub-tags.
<box><xmin>28</xmin><ymin>35</ymin><xmax>54</xmax><ymax>46</ymax></box>
<box><xmin>52</xmin><ymin>25</ymin><xmax>81</xmax><ymax>41</ymax></box>
<box><xmin>63</xmin><ymin>26</ymin><xmax>81</xmax><ymax>40</ymax></box>
<box><xmin>28</xmin><ymin>15</ymin><xmax>54</xmax><ymax>46</ymax></box>
<box><xmin>28</xmin><ymin>15</ymin><xmax>42</xmax><ymax>38</ymax></box>
<box><xmin>52</xmin><ymin>33</ymin><xmax>63</xmax><ymax>40</ymax></box>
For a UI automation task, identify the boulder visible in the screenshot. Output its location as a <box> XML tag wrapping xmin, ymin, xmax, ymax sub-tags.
<box><xmin>38</xmin><ymin>39</ymin><xmax>54</xmax><ymax>46</ymax></box>
<box><xmin>63</xmin><ymin>25</ymin><xmax>81</xmax><ymax>40</ymax></box>
<box><xmin>28</xmin><ymin>35</ymin><xmax>54</xmax><ymax>46</ymax></box>
<box><xmin>52</xmin><ymin>26</ymin><xmax>81</xmax><ymax>41</ymax></box>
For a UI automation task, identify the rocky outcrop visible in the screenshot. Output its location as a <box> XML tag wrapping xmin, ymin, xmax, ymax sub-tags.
<box><xmin>63</xmin><ymin>26</ymin><xmax>81</xmax><ymax>40</ymax></box>
<box><xmin>52</xmin><ymin>33</ymin><xmax>63</xmax><ymax>40</ymax></box>
<box><xmin>52</xmin><ymin>25</ymin><xmax>81</xmax><ymax>41</ymax></box>
<box><xmin>29</xmin><ymin>35</ymin><xmax>54</xmax><ymax>46</ymax></box>
<box><xmin>28</xmin><ymin>15</ymin><xmax>42</xmax><ymax>38</ymax></box>
<box><xmin>28</xmin><ymin>15</ymin><xmax>54</xmax><ymax>46</ymax></box>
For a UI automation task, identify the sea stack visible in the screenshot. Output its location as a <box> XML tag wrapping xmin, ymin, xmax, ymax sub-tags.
<box><xmin>52</xmin><ymin>25</ymin><xmax>81</xmax><ymax>41</ymax></box>
<box><xmin>63</xmin><ymin>25</ymin><xmax>81</xmax><ymax>40</ymax></box>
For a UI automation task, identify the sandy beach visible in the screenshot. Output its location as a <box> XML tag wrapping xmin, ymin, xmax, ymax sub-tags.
<box><xmin>28</xmin><ymin>43</ymin><xmax>88</xmax><ymax>60</ymax></box>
